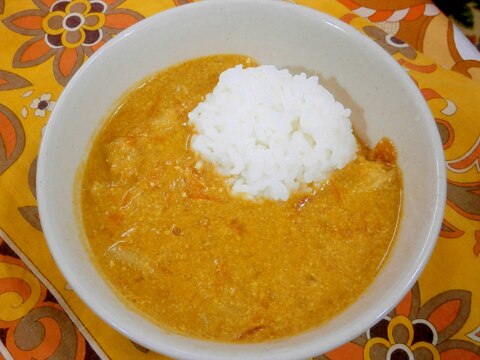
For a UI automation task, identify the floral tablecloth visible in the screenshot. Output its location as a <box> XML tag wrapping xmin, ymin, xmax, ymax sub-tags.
<box><xmin>0</xmin><ymin>0</ymin><xmax>479</xmax><ymax>359</ymax></box>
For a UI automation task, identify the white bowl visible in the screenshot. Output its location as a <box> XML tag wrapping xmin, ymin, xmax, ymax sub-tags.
<box><xmin>37</xmin><ymin>1</ymin><xmax>446</xmax><ymax>359</ymax></box>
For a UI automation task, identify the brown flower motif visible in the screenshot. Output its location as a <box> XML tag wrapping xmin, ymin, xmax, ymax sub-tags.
<box><xmin>363</xmin><ymin>26</ymin><xmax>417</xmax><ymax>60</ymax></box>
<box><xmin>3</xmin><ymin>0</ymin><xmax>144</xmax><ymax>86</ymax></box>
<box><xmin>42</xmin><ymin>0</ymin><xmax>105</xmax><ymax>49</ymax></box>
<box><xmin>364</xmin><ymin>315</ymin><xmax>440</xmax><ymax>359</ymax></box>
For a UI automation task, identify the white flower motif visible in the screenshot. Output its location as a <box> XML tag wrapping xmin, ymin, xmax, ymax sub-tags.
<box><xmin>30</xmin><ymin>93</ymin><xmax>56</xmax><ymax>117</ymax></box>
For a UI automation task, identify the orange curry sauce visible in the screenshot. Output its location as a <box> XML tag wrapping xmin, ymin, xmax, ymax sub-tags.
<box><xmin>81</xmin><ymin>55</ymin><xmax>402</xmax><ymax>342</ymax></box>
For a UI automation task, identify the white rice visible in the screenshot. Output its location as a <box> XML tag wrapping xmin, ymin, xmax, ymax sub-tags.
<box><xmin>188</xmin><ymin>65</ymin><xmax>357</xmax><ymax>201</ymax></box>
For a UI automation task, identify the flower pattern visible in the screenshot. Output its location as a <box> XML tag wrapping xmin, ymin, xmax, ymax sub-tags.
<box><xmin>173</xmin><ymin>0</ymin><xmax>193</xmax><ymax>5</ymax></box>
<box><xmin>3</xmin><ymin>0</ymin><xmax>144</xmax><ymax>86</ymax></box>
<box><xmin>319</xmin><ymin>283</ymin><xmax>480</xmax><ymax>360</ymax></box>
<box><xmin>42</xmin><ymin>0</ymin><xmax>105</xmax><ymax>49</ymax></box>
<box><xmin>0</xmin><ymin>70</ymin><xmax>32</xmax><ymax>91</ymax></box>
<box><xmin>363</xmin><ymin>26</ymin><xmax>417</xmax><ymax>59</ymax></box>
<box><xmin>365</xmin><ymin>315</ymin><xmax>440</xmax><ymax>359</ymax></box>
<box><xmin>0</xmin><ymin>104</ymin><xmax>25</xmax><ymax>175</ymax></box>
<box><xmin>1</xmin><ymin>1</ymin><xmax>480</xmax><ymax>359</ymax></box>
<box><xmin>30</xmin><ymin>93</ymin><xmax>56</xmax><ymax>117</ymax></box>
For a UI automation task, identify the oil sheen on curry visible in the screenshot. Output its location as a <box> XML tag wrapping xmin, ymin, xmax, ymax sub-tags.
<box><xmin>81</xmin><ymin>55</ymin><xmax>402</xmax><ymax>342</ymax></box>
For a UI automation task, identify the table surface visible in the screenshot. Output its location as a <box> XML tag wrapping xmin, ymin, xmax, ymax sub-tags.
<box><xmin>0</xmin><ymin>1</ymin><xmax>479</xmax><ymax>359</ymax></box>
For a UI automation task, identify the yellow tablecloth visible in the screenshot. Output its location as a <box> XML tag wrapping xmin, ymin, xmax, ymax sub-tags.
<box><xmin>0</xmin><ymin>0</ymin><xmax>479</xmax><ymax>359</ymax></box>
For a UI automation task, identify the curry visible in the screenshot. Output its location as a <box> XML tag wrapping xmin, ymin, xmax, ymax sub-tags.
<box><xmin>81</xmin><ymin>55</ymin><xmax>402</xmax><ymax>342</ymax></box>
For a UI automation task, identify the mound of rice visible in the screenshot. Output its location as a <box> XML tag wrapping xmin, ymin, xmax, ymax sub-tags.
<box><xmin>188</xmin><ymin>65</ymin><xmax>357</xmax><ymax>201</ymax></box>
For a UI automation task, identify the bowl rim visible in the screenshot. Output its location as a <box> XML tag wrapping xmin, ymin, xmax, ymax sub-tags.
<box><xmin>37</xmin><ymin>0</ymin><xmax>447</xmax><ymax>359</ymax></box>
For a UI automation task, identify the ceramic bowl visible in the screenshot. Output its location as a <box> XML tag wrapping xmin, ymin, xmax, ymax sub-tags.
<box><xmin>37</xmin><ymin>1</ymin><xmax>446</xmax><ymax>359</ymax></box>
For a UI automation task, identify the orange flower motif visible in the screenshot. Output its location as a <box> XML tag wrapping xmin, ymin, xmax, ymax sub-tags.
<box><xmin>0</xmin><ymin>104</ymin><xmax>25</xmax><ymax>176</ymax></box>
<box><xmin>3</xmin><ymin>0</ymin><xmax>144</xmax><ymax>86</ymax></box>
